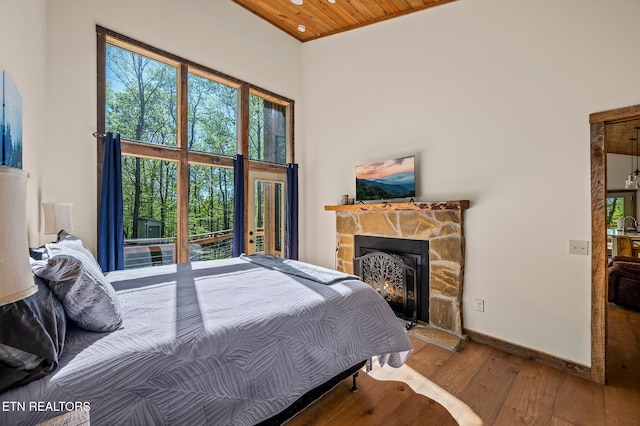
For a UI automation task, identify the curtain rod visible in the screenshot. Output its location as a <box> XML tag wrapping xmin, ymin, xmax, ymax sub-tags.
<box><xmin>93</xmin><ymin>132</ymin><xmax>105</xmax><ymax>139</ymax></box>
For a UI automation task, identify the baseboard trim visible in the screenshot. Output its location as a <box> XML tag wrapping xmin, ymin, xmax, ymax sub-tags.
<box><xmin>464</xmin><ymin>329</ymin><xmax>591</xmax><ymax>381</ymax></box>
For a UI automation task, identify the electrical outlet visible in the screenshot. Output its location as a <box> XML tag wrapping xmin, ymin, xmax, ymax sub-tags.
<box><xmin>475</xmin><ymin>298</ymin><xmax>484</xmax><ymax>312</ymax></box>
<box><xmin>569</xmin><ymin>240</ymin><xmax>589</xmax><ymax>255</ymax></box>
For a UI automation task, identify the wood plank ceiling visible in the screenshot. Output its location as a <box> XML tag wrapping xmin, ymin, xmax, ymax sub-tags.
<box><xmin>232</xmin><ymin>0</ymin><xmax>457</xmax><ymax>42</ymax></box>
<box><xmin>606</xmin><ymin>118</ymin><xmax>640</xmax><ymax>156</ymax></box>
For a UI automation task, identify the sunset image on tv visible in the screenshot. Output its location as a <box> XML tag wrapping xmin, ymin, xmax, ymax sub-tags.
<box><xmin>356</xmin><ymin>155</ymin><xmax>415</xmax><ymax>201</ymax></box>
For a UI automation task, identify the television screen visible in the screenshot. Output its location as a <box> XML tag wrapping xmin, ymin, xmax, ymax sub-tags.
<box><xmin>356</xmin><ymin>155</ymin><xmax>415</xmax><ymax>202</ymax></box>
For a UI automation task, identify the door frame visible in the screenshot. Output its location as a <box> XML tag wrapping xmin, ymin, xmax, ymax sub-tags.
<box><xmin>590</xmin><ymin>103</ymin><xmax>640</xmax><ymax>384</ymax></box>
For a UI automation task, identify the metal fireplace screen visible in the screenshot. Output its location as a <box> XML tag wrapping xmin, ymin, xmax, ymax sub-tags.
<box><xmin>354</xmin><ymin>251</ymin><xmax>417</xmax><ymax>328</ymax></box>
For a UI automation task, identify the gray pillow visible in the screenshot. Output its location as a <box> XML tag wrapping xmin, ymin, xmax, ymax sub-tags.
<box><xmin>33</xmin><ymin>235</ymin><xmax>123</xmax><ymax>333</ymax></box>
<box><xmin>0</xmin><ymin>275</ymin><xmax>66</xmax><ymax>392</ymax></box>
<box><xmin>0</xmin><ymin>343</ymin><xmax>43</xmax><ymax>370</ymax></box>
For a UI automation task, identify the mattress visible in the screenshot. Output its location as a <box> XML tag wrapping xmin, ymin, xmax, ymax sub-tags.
<box><xmin>0</xmin><ymin>257</ymin><xmax>412</xmax><ymax>425</ymax></box>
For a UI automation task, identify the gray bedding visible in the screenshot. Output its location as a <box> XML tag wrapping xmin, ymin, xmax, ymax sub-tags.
<box><xmin>0</xmin><ymin>257</ymin><xmax>412</xmax><ymax>425</ymax></box>
<box><xmin>239</xmin><ymin>254</ymin><xmax>359</xmax><ymax>284</ymax></box>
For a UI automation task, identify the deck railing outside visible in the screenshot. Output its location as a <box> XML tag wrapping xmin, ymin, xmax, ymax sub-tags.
<box><xmin>123</xmin><ymin>229</ymin><xmax>234</xmax><ymax>269</ymax></box>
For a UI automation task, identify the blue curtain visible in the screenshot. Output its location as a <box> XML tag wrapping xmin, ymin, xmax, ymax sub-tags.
<box><xmin>98</xmin><ymin>132</ymin><xmax>124</xmax><ymax>272</ymax></box>
<box><xmin>286</xmin><ymin>163</ymin><xmax>299</xmax><ymax>260</ymax></box>
<box><xmin>232</xmin><ymin>154</ymin><xmax>245</xmax><ymax>257</ymax></box>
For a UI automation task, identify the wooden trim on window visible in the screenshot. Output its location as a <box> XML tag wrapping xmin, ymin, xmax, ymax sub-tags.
<box><xmin>249</xmin><ymin>87</ymin><xmax>292</xmax><ymax>106</ymax></box>
<box><xmin>287</xmin><ymin>103</ymin><xmax>295</xmax><ymax>164</ymax></box>
<box><xmin>239</xmin><ymin>86</ymin><xmax>249</xmax><ymax>157</ymax></box>
<box><xmin>247</xmin><ymin>161</ymin><xmax>287</xmax><ymax>173</ymax></box>
<box><xmin>187</xmin><ymin>152</ymin><xmax>234</xmax><ymax>168</ymax></box>
<box><xmin>177</xmin><ymin>64</ymin><xmax>188</xmax><ymax>152</ymax></box>
<box><xmin>106</xmin><ymin>36</ymin><xmax>180</xmax><ymax>68</ymax></box>
<box><xmin>239</xmin><ymin>86</ymin><xmax>250</xmax><ymax>252</ymax></box>
<box><xmin>121</xmin><ymin>142</ymin><xmax>236</xmax><ymax>168</ymax></box>
<box><xmin>243</xmin><ymin>155</ymin><xmax>249</xmax><ymax>253</ymax></box>
<box><xmin>121</xmin><ymin>140</ymin><xmax>181</xmax><ymax>162</ymax></box>
<box><xmin>177</xmin><ymin>156</ymin><xmax>189</xmax><ymax>262</ymax></box>
<box><xmin>176</xmin><ymin>64</ymin><xmax>189</xmax><ymax>263</ymax></box>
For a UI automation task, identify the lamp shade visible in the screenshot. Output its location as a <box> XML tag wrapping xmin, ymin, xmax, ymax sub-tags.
<box><xmin>0</xmin><ymin>166</ymin><xmax>37</xmax><ymax>306</ymax></box>
<box><xmin>43</xmin><ymin>202</ymin><xmax>74</xmax><ymax>235</ymax></box>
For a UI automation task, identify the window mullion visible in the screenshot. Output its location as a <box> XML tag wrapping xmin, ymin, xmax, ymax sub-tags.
<box><xmin>176</xmin><ymin>64</ymin><xmax>190</xmax><ymax>263</ymax></box>
<box><xmin>239</xmin><ymin>85</ymin><xmax>249</xmax><ymax>157</ymax></box>
<box><xmin>286</xmin><ymin>104</ymin><xmax>294</xmax><ymax>164</ymax></box>
<box><xmin>239</xmin><ymin>85</ymin><xmax>250</xmax><ymax>252</ymax></box>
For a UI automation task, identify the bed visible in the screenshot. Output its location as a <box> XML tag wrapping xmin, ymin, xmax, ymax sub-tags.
<box><xmin>0</xmin><ymin>243</ymin><xmax>412</xmax><ymax>425</ymax></box>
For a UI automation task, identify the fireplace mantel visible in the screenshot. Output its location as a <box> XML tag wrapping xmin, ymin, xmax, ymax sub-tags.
<box><xmin>324</xmin><ymin>200</ymin><xmax>469</xmax><ymax>212</ymax></box>
<box><xmin>326</xmin><ymin>200</ymin><xmax>469</xmax><ymax>351</ymax></box>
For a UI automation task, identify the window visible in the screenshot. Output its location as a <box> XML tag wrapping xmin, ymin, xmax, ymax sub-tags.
<box><xmin>188</xmin><ymin>71</ymin><xmax>237</xmax><ymax>156</ymax></box>
<box><xmin>188</xmin><ymin>165</ymin><xmax>235</xmax><ymax>260</ymax></box>
<box><xmin>121</xmin><ymin>157</ymin><xmax>177</xmax><ymax>268</ymax></box>
<box><xmin>607</xmin><ymin>191</ymin><xmax>637</xmax><ymax>229</ymax></box>
<box><xmin>98</xmin><ymin>27</ymin><xmax>294</xmax><ymax>268</ymax></box>
<box><xmin>249</xmin><ymin>92</ymin><xmax>288</xmax><ymax>164</ymax></box>
<box><xmin>106</xmin><ymin>44</ymin><xmax>177</xmax><ymax>146</ymax></box>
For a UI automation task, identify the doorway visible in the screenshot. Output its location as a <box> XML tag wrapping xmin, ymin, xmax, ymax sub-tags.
<box><xmin>247</xmin><ymin>170</ymin><xmax>286</xmax><ymax>257</ymax></box>
<box><xmin>590</xmin><ymin>104</ymin><xmax>640</xmax><ymax>384</ymax></box>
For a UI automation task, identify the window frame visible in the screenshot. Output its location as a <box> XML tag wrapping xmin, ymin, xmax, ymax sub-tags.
<box><xmin>97</xmin><ymin>26</ymin><xmax>294</xmax><ymax>264</ymax></box>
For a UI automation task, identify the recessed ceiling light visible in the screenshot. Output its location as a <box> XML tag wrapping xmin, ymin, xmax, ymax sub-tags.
<box><xmin>328</xmin><ymin>0</ymin><xmax>336</xmax><ymax>3</ymax></box>
<box><xmin>291</xmin><ymin>0</ymin><xmax>303</xmax><ymax>5</ymax></box>
<box><xmin>297</xmin><ymin>24</ymin><xmax>306</xmax><ymax>32</ymax></box>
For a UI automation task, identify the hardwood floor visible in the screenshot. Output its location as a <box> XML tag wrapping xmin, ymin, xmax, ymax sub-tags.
<box><xmin>288</xmin><ymin>304</ymin><xmax>640</xmax><ymax>425</ymax></box>
<box><xmin>604</xmin><ymin>303</ymin><xmax>640</xmax><ymax>425</ymax></box>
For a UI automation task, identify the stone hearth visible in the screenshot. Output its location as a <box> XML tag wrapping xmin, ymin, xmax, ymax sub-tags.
<box><xmin>325</xmin><ymin>201</ymin><xmax>468</xmax><ymax>351</ymax></box>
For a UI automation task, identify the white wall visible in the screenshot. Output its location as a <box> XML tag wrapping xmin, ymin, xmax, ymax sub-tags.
<box><xmin>43</xmin><ymin>0</ymin><xmax>302</xmax><ymax>249</ymax></box>
<box><xmin>0</xmin><ymin>0</ymin><xmax>47</xmax><ymax>246</ymax></box>
<box><xmin>300</xmin><ymin>0</ymin><xmax>640</xmax><ymax>365</ymax></box>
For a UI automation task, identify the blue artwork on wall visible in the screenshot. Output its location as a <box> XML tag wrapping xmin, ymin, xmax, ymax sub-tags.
<box><xmin>1</xmin><ymin>67</ymin><xmax>23</xmax><ymax>169</ymax></box>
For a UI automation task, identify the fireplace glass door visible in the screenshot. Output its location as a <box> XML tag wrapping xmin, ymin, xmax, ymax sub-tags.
<box><xmin>354</xmin><ymin>251</ymin><xmax>418</xmax><ymax>325</ymax></box>
<box><xmin>354</xmin><ymin>235</ymin><xmax>429</xmax><ymax>323</ymax></box>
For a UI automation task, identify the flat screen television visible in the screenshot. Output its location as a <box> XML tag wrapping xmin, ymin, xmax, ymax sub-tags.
<box><xmin>356</xmin><ymin>155</ymin><xmax>416</xmax><ymax>202</ymax></box>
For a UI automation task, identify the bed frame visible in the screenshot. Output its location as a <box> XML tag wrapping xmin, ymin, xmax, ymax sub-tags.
<box><xmin>259</xmin><ymin>361</ymin><xmax>366</xmax><ymax>425</ymax></box>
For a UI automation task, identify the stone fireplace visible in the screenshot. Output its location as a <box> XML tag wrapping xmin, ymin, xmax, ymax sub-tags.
<box><xmin>325</xmin><ymin>201</ymin><xmax>468</xmax><ymax>351</ymax></box>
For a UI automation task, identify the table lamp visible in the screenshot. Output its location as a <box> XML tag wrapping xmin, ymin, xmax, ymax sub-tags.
<box><xmin>42</xmin><ymin>202</ymin><xmax>74</xmax><ymax>235</ymax></box>
<box><xmin>0</xmin><ymin>166</ymin><xmax>37</xmax><ymax>305</ymax></box>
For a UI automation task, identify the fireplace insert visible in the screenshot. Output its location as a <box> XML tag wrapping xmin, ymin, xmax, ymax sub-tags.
<box><xmin>353</xmin><ymin>235</ymin><xmax>429</xmax><ymax>326</ymax></box>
